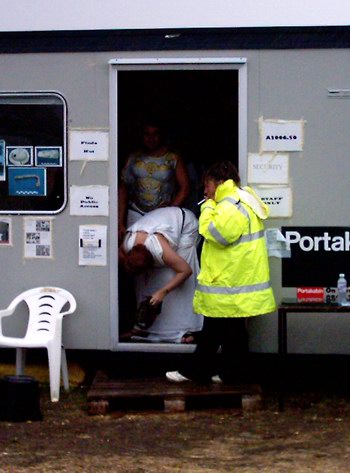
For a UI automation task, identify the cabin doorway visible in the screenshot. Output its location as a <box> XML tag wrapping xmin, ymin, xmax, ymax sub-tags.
<box><xmin>109</xmin><ymin>57</ymin><xmax>247</xmax><ymax>351</ymax></box>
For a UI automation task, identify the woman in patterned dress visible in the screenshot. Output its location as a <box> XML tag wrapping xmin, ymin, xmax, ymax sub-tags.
<box><xmin>118</xmin><ymin>121</ymin><xmax>190</xmax><ymax>243</ymax></box>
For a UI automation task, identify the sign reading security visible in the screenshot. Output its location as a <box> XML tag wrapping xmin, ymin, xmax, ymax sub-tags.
<box><xmin>248</xmin><ymin>153</ymin><xmax>289</xmax><ymax>185</ymax></box>
<box><xmin>282</xmin><ymin>227</ymin><xmax>350</xmax><ymax>287</ymax></box>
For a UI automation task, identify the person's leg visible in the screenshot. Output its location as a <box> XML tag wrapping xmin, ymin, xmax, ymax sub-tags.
<box><xmin>179</xmin><ymin>316</ymin><xmax>223</xmax><ymax>383</ymax></box>
<box><xmin>219</xmin><ymin>317</ymin><xmax>249</xmax><ymax>383</ymax></box>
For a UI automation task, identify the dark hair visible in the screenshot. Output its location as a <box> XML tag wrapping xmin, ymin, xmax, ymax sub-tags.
<box><xmin>203</xmin><ymin>160</ymin><xmax>241</xmax><ymax>186</ymax></box>
<box><xmin>142</xmin><ymin>116</ymin><xmax>165</xmax><ymax>135</ymax></box>
<box><xmin>124</xmin><ymin>244</ymin><xmax>154</xmax><ymax>275</ymax></box>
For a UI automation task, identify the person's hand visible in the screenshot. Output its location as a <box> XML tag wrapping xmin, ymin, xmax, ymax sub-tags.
<box><xmin>150</xmin><ymin>288</ymin><xmax>168</xmax><ymax>305</ymax></box>
<box><xmin>200</xmin><ymin>198</ymin><xmax>216</xmax><ymax>210</ymax></box>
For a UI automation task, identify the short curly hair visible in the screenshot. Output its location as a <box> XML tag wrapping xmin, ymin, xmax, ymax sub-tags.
<box><xmin>124</xmin><ymin>244</ymin><xmax>154</xmax><ymax>275</ymax></box>
<box><xmin>203</xmin><ymin>160</ymin><xmax>241</xmax><ymax>186</ymax></box>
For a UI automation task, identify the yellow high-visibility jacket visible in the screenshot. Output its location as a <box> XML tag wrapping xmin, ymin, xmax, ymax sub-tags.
<box><xmin>193</xmin><ymin>179</ymin><xmax>276</xmax><ymax>318</ymax></box>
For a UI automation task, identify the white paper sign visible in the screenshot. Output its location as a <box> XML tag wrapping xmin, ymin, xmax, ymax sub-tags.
<box><xmin>248</xmin><ymin>153</ymin><xmax>289</xmax><ymax>184</ymax></box>
<box><xmin>79</xmin><ymin>225</ymin><xmax>107</xmax><ymax>266</ymax></box>
<box><xmin>252</xmin><ymin>186</ymin><xmax>292</xmax><ymax>218</ymax></box>
<box><xmin>70</xmin><ymin>185</ymin><xmax>109</xmax><ymax>216</ymax></box>
<box><xmin>69</xmin><ymin>129</ymin><xmax>109</xmax><ymax>161</ymax></box>
<box><xmin>265</xmin><ymin>228</ymin><xmax>291</xmax><ymax>258</ymax></box>
<box><xmin>259</xmin><ymin>118</ymin><xmax>304</xmax><ymax>152</ymax></box>
<box><xmin>24</xmin><ymin>218</ymin><xmax>54</xmax><ymax>259</ymax></box>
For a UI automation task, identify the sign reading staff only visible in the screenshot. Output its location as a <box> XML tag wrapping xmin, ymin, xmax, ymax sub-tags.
<box><xmin>252</xmin><ymin>186</ymin><xmax>292</xmax><ymax>218</ymax></box>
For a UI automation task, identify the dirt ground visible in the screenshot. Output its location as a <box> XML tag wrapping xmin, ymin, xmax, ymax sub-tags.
<box><xmin>1</xmin><ymin>361</ymin><xmax>350</xmax><ymax>473</ymax></box>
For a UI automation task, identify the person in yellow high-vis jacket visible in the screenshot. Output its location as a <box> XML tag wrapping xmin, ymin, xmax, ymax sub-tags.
<box><xmin>166</xmin><ymin>160</ymin><xmax>276</xmax><ymax>384</ymax></box>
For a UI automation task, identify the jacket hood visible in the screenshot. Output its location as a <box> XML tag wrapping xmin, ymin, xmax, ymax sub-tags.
<box><xmin>238</xmin><ymin>186</ymin><xmax>270</xmax><ymax>220</ymax></box>
<box><xmin>216</xmin><ymin>180</ymin><xmax>270</xmax><ymax>220</ymax></box>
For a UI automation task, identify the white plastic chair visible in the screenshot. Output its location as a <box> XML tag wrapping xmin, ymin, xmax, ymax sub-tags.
<box><xmin>0</xmin><ymin>287</ymin><xmax>77</xmax><ymax>402</ymax></box>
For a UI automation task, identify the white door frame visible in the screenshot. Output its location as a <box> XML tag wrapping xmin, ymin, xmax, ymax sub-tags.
<box><xmin>109</xmin><ymin>55</ymin><xmax>247</xmax><ymax>352</ymax></box>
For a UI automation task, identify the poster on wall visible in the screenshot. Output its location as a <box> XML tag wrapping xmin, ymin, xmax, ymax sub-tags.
<box><xmin>35</xmin><ymin>146</ymin><xmax>62</xmax><ymax>167</ymax></box>
<box><xmin>248</xmin><ymin>153</ymin><xmax>289</xmax><ymax>184</ymax></box>
<box><xmin>282</xmin><ymin>226</ymin><xmax>350</xmax><ymax>287</ymax></box>
<box><xmin>259</xmin><ymin>118</ymin><xmax>305</xmax><ymax>152</ymax></box>
<box><xmin>70</xmin><ymin>185</ymin><xmax>109</xmax><ymax>216</ymax></box>
<box><xmin>6</xmin><ymin>146</ymin><xmax>33</xmax><ymax>166</ymax></box>
<box><xmin>0</xmin><ymin>92</ymin><xmax>67</xmax><ymax>215</ymax></box>
<box><xmin>0</xmin><ymin>218</ymin><xmax>12</xmax><ymax>246</ymax></box>
<box><xmin>8</xmin><ymin>168</ymin><xmax>47</xmax><ymax>196</ymax></box>
<box><xmin>69</xmin><ymin>129</ymin><xmax>109</xmax><ymax>161</ymax></box>
<box><xmin>23</xmin><ymin>217</ymin><xmax>53</xmax><ymax>259</ymax></box>
<box><xmin>252</xmin><ymin>185</ymin><xmax>292</xmax><ymax>218</ymax></box>
<box><xmin>79</xmin><ymin>224</ymin><xmax>107</xmax><ymax>266</ymax></box>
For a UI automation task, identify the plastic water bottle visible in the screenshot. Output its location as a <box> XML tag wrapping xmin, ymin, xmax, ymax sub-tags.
<box><xmin>337</xmin><ymin>273</ymin><xmax>348</xmax><ymax>305</ymax></box>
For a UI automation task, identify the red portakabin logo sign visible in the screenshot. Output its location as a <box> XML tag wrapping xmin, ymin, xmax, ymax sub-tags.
<box><xmin>297</xmin><ymin>287</ymin><xmax>325</xmax><ymax>302</ymax></box>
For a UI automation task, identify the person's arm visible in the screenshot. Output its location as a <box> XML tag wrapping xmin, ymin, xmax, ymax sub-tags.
<box><xmin>118</xmin><ymin>180</ymin><xmax>129</xmax><ymax>246</ymax></box>
<box><xmin>169</xmin><ymin>155</ymin><xmax>190</xmax><ymax>207</ymax></box>
<box><xmin>199</xmin><ymin>200</ymin><xmax>247</xmax><ymax>246</ymax></box>
<box><xmin>149</xmin><ymin>234</ymin><xmax>192</xmax><ymax>305</ymax></box>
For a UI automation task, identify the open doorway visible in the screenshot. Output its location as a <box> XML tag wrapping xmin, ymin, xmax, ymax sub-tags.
<box><xmin>109</xmin><ymin>58</ymin><xmax>247</xmax><ymax>351</ymax></box>
<box><xmin>118</xmin><ymin>68</ymin><xmax>239</xmax><ymax>212</ymax></box>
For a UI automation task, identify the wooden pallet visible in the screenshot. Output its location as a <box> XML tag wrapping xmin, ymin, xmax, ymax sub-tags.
<box><xmin>87</xmin><ymin>371</ymin><xmax>263</xmax><ymax>415</ymax></box>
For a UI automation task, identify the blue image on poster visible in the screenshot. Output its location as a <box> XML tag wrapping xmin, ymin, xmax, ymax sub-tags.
<box><xmin>0</xmin><ymin>140</ymin><xmax>5</xmax><ymax>181</ymax></box>
<box><xmin>8</xmin><ymin>167</ymin><xmax>47</xmax><ymax>196</ymax></box>
<box><xmin>35</xmin><ymin>146</ymin><xmax>62</xmax><ymax>167</ymax></box>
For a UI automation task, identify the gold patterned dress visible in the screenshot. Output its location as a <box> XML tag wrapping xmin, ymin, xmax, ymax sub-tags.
<box><xmin>122</xmin><ymin>151</ymin><xmax>178</xmax><ymax>225</ymax></box>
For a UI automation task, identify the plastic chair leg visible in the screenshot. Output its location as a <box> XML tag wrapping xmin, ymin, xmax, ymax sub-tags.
<box><xmin>47</xmin><ymin>345</ymin><xmax>61</xmax><ymax>402</ymax></box>
<box><xmin>61</xmin><ymin>346</ymin><xmax>69</xmax><ymax>392</ymax></box>
<box><xmin>15</xmin><ymin>348</ymin><xmax>27</xmax><ymax>375</ymax></box>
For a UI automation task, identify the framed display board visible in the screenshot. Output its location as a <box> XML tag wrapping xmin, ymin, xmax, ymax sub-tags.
<box><xmin>0</xmin><ymin>92</ymin><xmax>67</xmax><ymax>214</ymax></box>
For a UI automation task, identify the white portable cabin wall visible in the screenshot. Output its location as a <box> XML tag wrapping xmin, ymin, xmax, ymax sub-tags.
<box><xmin>0</xmin><ymin>26</ymin><xmax>350</xmax><ymax>353</ymax></box>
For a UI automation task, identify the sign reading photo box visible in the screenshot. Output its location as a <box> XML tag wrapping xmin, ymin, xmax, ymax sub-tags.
<box><xmin>281</xmin><ymin>226</ymin><xmax>350</xmax><ymax>287</ymax></box>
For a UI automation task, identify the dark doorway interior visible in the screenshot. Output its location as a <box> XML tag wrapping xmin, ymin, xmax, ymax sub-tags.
<box><xmin>118</xmin><ymin>69</ymin><xmax>239</xmax><ymax>207</ymax></box>
<box><xmin>117</xmin><ymin>68</ymin><xmax>239</xmax><ymax>341</ymax></box>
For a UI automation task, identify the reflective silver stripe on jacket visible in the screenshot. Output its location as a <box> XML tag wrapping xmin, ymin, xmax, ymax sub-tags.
<box><xmin>208</xmin><ymin>221</ymin><xmax>230</xmax><ymax>246</ymax></box>
<box><xmin>222</xmin><ymin>197</ymin><xmax>251</xmax><ymax>223</ymax></box>
<box><xmin>208</xmin><ymin>196</ymin><xmax>264</xmax><ymax>246</ymax></box>
<box><xmin>232</xmin><ymin>229</ymin><xmax>265</xmax><ymax>246</ymax></box>
<box><xmin>208</xmin><ymin>224</ymin><xmax>265</xmax><ymax>247</ymax></box>
<box><xmin>197</xmin><ymin>281</ymin><xmax>271</xmax><ymax>295</ymax></box>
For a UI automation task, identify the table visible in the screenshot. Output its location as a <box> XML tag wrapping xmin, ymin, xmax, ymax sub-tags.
<box><xmin>278</xmin><ymin>301</ymin><xmax>350</xmax><ymax>411</ymax></box>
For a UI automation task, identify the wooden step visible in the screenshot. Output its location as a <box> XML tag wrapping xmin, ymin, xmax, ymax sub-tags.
<box><xmin>87</xmin><ymin>371</ymin><xmax>263</xmax><ymax>415</ymax></box>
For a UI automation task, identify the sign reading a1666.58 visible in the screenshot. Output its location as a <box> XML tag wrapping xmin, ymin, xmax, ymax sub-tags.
<box><xmin>259</xmin><ymin>118</ymin><xmax>305</xmax><ymax>153</ymax></box>
<box><xmin>282</xmin><ymin>227</ymin><xmax>350</xmax><ymax>287</ymax></box>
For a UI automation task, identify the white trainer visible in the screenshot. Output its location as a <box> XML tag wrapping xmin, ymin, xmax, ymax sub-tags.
<box><xmin>211</xmin><ymin>375</ymin><xmax>223</xmax><ymax>384</ymax></box>
<box><xmin>166</xmin><ymin>371</ymin><xmax>191</xmax><ymax>383</ymax></box>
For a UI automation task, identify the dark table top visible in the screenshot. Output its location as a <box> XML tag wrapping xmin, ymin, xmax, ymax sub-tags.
<box><xmin>279</xmin><ymin>299</ymin><xmax>350</xmax><ymax>312</ymax></box>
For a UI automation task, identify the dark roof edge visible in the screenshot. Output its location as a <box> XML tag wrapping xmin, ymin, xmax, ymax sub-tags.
<box><xmin>0</xmin><ymin>26</ymin><xmax>349</xmax><ymax>54</ymax></box>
